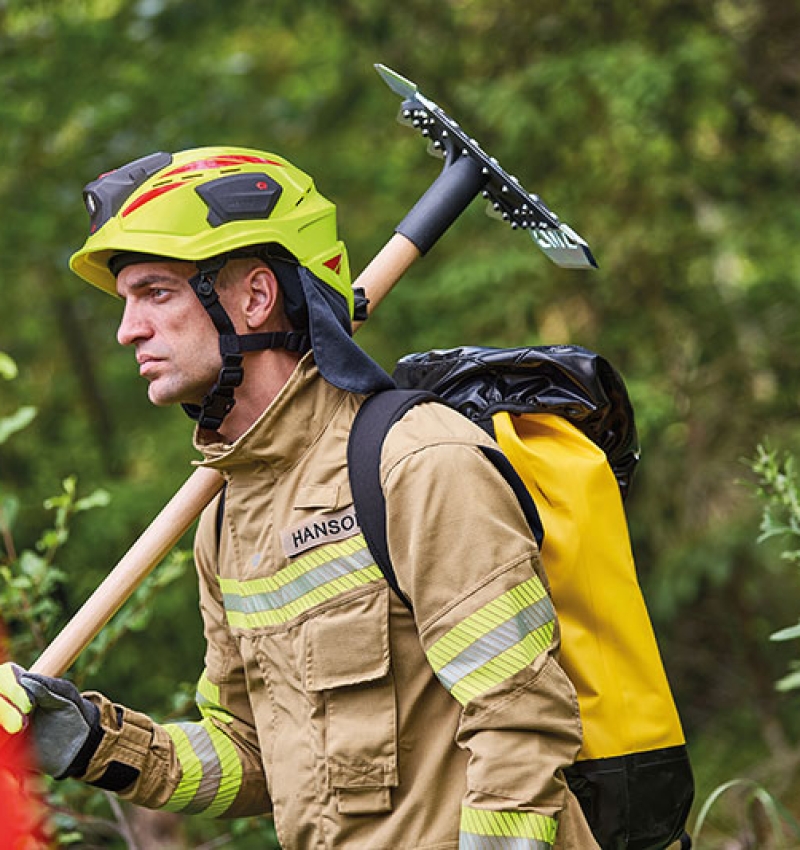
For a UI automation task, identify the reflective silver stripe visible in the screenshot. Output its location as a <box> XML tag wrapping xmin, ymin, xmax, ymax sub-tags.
<box><xmin>164</xmin><ymin>722</ymin><xmax>220</xmax><ymax>813</ymax></box>
<box><xmin>223</xmin><ymin>546</ymin><xmax>375</xmax><ymax>614</ymax></box>
<box><xmin>436</xmin><ymin>597</ymin><xmax>555</xmax><ymax>692</ymax></box>
<box><xmin>163</xmin><ymin>719</ymin><xmax>243</xmax><ymax>816</ymax></box>
<box><xmin>219</xmin><ymin>536</ymin><xmax>382</xmax><ymax>628</ymax></box>
<box><xmin>459</xmin><ymin>835</ymin><xmax>553</xmax><ymax>850</ymax></box>
<box><xmin>425</xmin><ymin>576</ymin><xmax>556</xmax><ymax>705</ymax></box>
<box><xmin>185</xmin><ymin>723</ymin><xmax>221</xmax><ymax>810</ymax></box>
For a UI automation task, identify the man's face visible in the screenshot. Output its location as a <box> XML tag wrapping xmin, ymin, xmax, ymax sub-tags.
<box><xmin>116</xmin><ymin>261</ymin><xmax>222</xmax><ymax>407</ymax></box>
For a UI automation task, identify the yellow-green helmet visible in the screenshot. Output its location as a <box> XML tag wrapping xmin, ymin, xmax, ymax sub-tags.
<box><xmin>70</xmin><ymin>146</ymin><xmax>392</xmax><ymax>430</ymax></box>
<box><xmin>70</xmin><ymin>146</ymin><xmax>353</xmax><ymax>316</ymax></box>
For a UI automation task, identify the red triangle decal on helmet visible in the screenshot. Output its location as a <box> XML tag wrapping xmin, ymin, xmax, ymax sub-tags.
<box><xmin>323</xmin><ymin>254</ymin><xmax>343</xmax><ymax>275</ymax></box>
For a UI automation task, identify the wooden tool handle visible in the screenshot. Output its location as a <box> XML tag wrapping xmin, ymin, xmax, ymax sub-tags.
<box><xmin>31</xmin><ymin>233</ymin><xmax>420</xmax><ymax>678</ymax></box>
<box><xmin>30</xmin><ymin>467</ymin><xmax>224</xmax><ymax>676</ymax></box>
<box><xmin>351</xmin><ymin>233</ymin><xmax>420</xmax><ymax>332</ymax></box>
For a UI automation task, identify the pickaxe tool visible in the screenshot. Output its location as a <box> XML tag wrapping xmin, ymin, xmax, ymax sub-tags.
<box><xmin>376</xmin><ymin>64</ymin><xmax>596</xmax><ymax>269</ymax></box>
<box><xmin>33</xmin><ymin>64</ymin><xmax>596</xmax><ymax>677</ymax></box>
<box><xmin>355</xmin><ymin>65</ymin><xmax>596</xmax><ymax>324</ymax></box>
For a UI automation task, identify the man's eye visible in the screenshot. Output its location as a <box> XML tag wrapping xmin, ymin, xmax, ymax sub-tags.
<box><xmin>150</xmin><ymin>287</ymin><xmax>169</xmax><ymax>300</ymax></box>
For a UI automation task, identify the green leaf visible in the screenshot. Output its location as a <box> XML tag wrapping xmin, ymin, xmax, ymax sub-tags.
<box><xmin>770</xmin><ymin>622</ymin><xmax>800</xmax><ymax>642</ymax></box>
<box><xmin>18</xmin><ymin>548</ymin><xmax>47</xmax><ymax>576</ymax></box>
<box><xmin>0</xmin><ymin>494</ymin><xmax>20</xmax><ymax>531</ymax></box>
<box><xmin>775</xmin><ymin>666</ymin><xmax>800</xmax><ymax>693</ymax></box>
<box><xmin>0</xmin><ymin>405</ymin><xmax>37</xmax><ymax>444</ymax></box>
<box><xmin>74</xmin><ymin>488</ymin><xmax>112</xmax><ymax>512</ymax></box>
<box><xmin>0</xmin><ymin>352</ymin><xmax>18</xmax><ymax>381</ymax></box>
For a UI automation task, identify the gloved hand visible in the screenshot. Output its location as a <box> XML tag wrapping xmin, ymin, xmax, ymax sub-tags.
<box><xmin>0</xmin><ymin>662</ymin><xmax>32</xmax><ymax>734</ymax></box>
<box><xmin>0</xmin><ymin>661</ymin><xmax>103</xmax><ymax>779</ymax></box>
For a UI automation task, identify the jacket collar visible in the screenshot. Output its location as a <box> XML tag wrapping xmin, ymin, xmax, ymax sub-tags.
<box><xmin>194</xmin><ymin>353</ymin><xmax>354</xmax><ymax>474</ymax></box>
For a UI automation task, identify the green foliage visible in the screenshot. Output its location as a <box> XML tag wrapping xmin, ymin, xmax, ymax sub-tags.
<box><xmin>753</xmin><ymin>446</ymin><xmax>800</xmax><ymax>560</ymax></box>
<box><xmin>751</xmin><ymin>444</ymin><xmax>800</xmax><ymax>693</ymax></box>
<box><xmin>1</xmin><ymin>352</ymin><xmax>276</xmax><ymax>850</ymax></box>
<box><xmin>693</xmin><ymin>778</ymin><xmax>800</xmax><ymax>849</ymax></box>
<box><xmin>0</xmin><ymin>352</ymin><xmax>37</xmax><ymax>445</ymax></box>
<box><xmin>2</xmin><ymin>0</ymin><xmax>800</xmax><ymax>842</ymax></box>
<box><xmin>1</xmin><ymin>476</ymin><xmax>107</xmax><ymax>663</ymax></box>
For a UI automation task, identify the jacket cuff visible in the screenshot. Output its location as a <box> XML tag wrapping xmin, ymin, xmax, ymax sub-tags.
<box><xmin>79</xmin><ymin>692</ymin><xmax>154</xmax><ymax>793</ymax></box>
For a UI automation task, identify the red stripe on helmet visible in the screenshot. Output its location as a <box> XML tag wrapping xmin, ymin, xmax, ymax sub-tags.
<box><xmin>160</xmin><ymin>155</ymin><xmax>283</xmax><ymax>178</ymax></box>
<box><xmin>121</xmin><ymin>182</ymin><xmax>183</xmax><ymax>217</ymax></box>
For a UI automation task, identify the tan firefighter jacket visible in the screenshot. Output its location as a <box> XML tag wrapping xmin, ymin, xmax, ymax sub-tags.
<box><xmin>80</xmin><ymin>355</ymin><xmax>599</xmax><ymax>850</ymax></box>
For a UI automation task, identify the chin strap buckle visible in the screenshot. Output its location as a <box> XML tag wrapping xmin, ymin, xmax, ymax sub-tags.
<box><xmin>196</xmin><ymin>349</ymin><xmax>245</xmax><ymax>431</ymax></box>
<box><xmin>352</xmin><ymin>287</ymin><xmax>369</xmax><ymax>323</ymax></box>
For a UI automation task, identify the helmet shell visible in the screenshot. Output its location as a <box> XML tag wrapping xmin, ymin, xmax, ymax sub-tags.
<box><xmin>69</xmin><ymin>146</ymin><xmax>353</xmax><ymax>315</ymax></box>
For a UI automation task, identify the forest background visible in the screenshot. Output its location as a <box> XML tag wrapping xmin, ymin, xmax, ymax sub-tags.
<box><xmin>2</xmin><ymin>0</ymin><xmax>800</xmax><ymax>847</ymax></box>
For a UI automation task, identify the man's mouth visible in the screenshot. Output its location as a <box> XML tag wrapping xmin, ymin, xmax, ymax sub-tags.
<box><xmin>136</xmin><ymin>355</ymin><xmax>162</xmax><ymax>377</ymax></box>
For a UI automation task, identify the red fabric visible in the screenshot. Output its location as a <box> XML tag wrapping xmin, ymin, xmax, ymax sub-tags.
<box><xmin>0</xmin><ymin>641</ymin><xmax>51</xmax><ymax>849</ymax></box>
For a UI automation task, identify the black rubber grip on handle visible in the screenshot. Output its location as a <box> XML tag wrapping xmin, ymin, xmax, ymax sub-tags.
<box><xmin>395</xmin><ymin>154</ymin><xmax>488</xmax><ymax>255</ymax></box>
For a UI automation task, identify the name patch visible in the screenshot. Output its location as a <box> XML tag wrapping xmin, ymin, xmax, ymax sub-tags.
<box><xmin>281</xmin><ymin>506</ymin><xmax>361</xmax><ymax>558</ymax></box>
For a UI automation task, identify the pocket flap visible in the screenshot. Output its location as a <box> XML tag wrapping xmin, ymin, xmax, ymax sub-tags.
<box><xmin>305</xmin><ymin>587</ymin><xmax>390</xmax><ymax>691</ymax></box>
<box><xmin>294</xmin><ymin>484</ymin><xmax>341</xmax><ymax>510</ymax></box>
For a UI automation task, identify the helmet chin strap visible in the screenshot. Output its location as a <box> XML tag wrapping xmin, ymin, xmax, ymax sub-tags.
<box><xmin>183</xmin><ymin>256</ymin><xmax>310</xmax><ymax>431</ymax></box>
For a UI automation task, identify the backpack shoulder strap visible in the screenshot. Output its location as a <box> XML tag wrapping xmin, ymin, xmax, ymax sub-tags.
<box><xmin>475</xmin><ymin>442</ymin><xmax>544</xmax><ymax>550</ymax></box>
<box><xmin>215</xmin><ymin>481</ymin><xmax>228</xmax><ymax>548</ymax></box>
<box><xmin>348</xmin><ymin>389</ymin><xmax>436</xmax><ymax>610</ymax></box>
<box><xmin>348</xmin><ymin>389</ymin><xmax>544</xmax><ymax>612</ymax></box>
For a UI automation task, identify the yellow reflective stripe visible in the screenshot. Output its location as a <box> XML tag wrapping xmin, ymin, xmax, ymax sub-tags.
<box><xmin>427</xmin><ymin>576</ymin><xmax>548</xmax><ymax>669</ymax></box>
<box><xmin>196</xmin><ymin>671</ymin><xmax>220</xmax><ymax>707</ymax></box>
<box><xmin>219</xmin><ymin>536</ymin><xmax>382</xmax><ymax>629</ymax></box>
<box><xmin>460</xmin><ymin>806</ymin><xmax>557</xmax><ymax>846</ymax></box>
<box><xmin>425</xmin><ymin>576</ymin><xmax>555</xmax><ymax>705</ymax></box>
<box><xmin>196</xmin><ymin>671</ymin><xmax>233</xmax><ymax>726</ymax></box>
<box><xmin>163</xmin><ymin>724</ymin><xmax>202</xmax><ymax>812</ymax></box>
<box><xmin>449</xmin><ymin>622</ymin><xmax>554</xmax><ymax>705</ymax></box>
<box><xmin>163</xmin><ymin>719</ymin><xmax>243</xmax><ymax>816</ymax></box>
<box><xmin>218</xmin><ymin>535</ymin><xmax>370</xmax><ymax>596</ymax></box>
<box><xmin>224</xmin><ymin>566</ymin><xmax>383</xmax><ymax>628</ymax></box>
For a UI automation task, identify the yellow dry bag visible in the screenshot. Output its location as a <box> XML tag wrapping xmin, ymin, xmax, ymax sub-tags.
<box><xmin>351</xmin><ymin>344</ymin><xmax>694</xmax><ymax>850</ymax></box>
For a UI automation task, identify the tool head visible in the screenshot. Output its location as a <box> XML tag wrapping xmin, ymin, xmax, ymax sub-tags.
<box><xmin>375</xmin><ymin>64</ymin><xmax>597</xmax><ymax>270</ymax></box>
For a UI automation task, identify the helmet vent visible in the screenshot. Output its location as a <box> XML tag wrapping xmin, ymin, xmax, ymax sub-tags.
<box><xmin>295</xmin><ymin>187</ymin><xmax>312</xmax><ymax>208</ymax></box>
<box><xmin>195</xmin><ymin>172</ymin><xmax>283</xmax><ymax>227</ymax></box>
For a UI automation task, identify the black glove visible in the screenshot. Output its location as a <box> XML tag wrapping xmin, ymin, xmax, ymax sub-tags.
<box><xmin>16</xmin><ymin>667</ymin><xmax>104</xmax><ymax>779</ymax></box>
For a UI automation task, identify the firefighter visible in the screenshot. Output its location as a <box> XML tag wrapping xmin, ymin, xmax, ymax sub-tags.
<box><xmin>0</xmin><ymin>147</ymin><xmax>598</xmax><ymax>850</ymax></box>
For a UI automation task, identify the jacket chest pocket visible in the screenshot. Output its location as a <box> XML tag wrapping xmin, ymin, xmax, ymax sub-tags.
<box><xmin>305</xmin><ymin>585</ymin><xmax>398</xmax><ymax>815</ymax></box>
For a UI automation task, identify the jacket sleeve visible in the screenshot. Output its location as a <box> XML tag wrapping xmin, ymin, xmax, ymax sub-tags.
<box><xmin>382</xmin><ymin>404</ymin><xmax>586</xmax><ymax>850</ymax></box>
<box><xmin>77</xmin><ymin>498</ymin><xmax>270</xmax><ymax>819</ymax></box>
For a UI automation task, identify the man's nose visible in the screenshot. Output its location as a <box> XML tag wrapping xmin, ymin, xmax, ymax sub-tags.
<box><xmin>117</xmin><ymin>302</ymin><xmax>150</xmax><ymax>347</ymax></box>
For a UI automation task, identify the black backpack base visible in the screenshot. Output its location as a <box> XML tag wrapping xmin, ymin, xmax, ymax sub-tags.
<box><xmin>565</xmin><ymin>745</ymin><xmax>694</xmax><ymax>849</ymax></box>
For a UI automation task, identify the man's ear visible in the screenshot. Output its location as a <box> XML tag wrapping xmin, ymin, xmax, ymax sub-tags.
<box><xmin>243</xmin><ymin>265</ymin><xmax>281</xmax><ymax>329</ymax></box>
